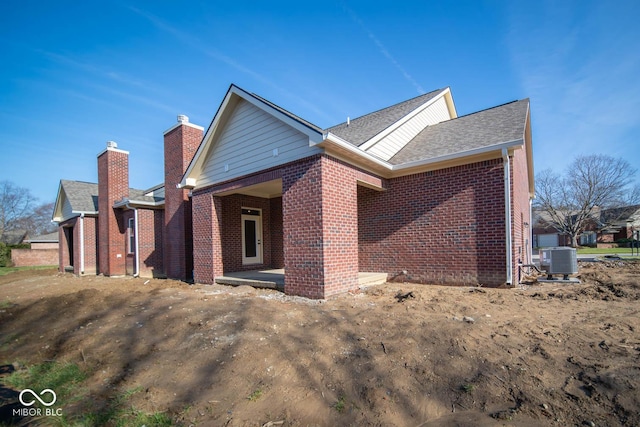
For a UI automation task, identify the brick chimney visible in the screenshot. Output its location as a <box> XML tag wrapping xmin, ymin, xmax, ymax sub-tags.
<box><xmin>163</xmin><ymin>115</ymin><xmax>204</xmax><ymax>281</ymax></box>
<box><xmin>97</xmin><ymin>141</ymin><xmax>129</xmax><ymax>276</ymax></box>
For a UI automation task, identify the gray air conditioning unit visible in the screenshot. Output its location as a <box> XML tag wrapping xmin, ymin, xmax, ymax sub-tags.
<box><xmin>539</xmin><ymin>247</ymin><xmax>578</xmax><ymax>280</ymax></box>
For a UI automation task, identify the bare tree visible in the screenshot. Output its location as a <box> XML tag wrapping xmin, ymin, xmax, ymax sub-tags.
<box><xmin>534</xmin><ymin>154</ymin><xmax>639</xmax><ymax>247</ymax></box>
<box><xmin>0</xmin><ymin>180</ymin><xmax>55</xmax><ymax>241</ymax></box>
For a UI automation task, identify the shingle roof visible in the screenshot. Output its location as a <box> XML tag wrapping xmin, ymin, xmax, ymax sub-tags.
<box><xmin>60</xmin><ymin>180</ymin><xmax>164</xmax><ymax>213</ymax></box>
<box><xmin>389</xmin><ymin>99</ymin><xmax>530</xmax><ymax>165</ymax></box>
<box><xmin>127</xmin><ymin>188</ymin><xmax>164</xmax><ymax>204</ymax></box>
<box><xmin>327</xmin><ymin>88</ymin><xmax>447</xmax><ymax>147</ymax></box>
<box><xmin>26</xmin><ymin>231</ymin><xmax>59</xmax><ymax>243</ymax></box>
<box><xmin>60</xmin><ymin>180</ymin><xmax>99</xmax><ymax>213</ymax></box>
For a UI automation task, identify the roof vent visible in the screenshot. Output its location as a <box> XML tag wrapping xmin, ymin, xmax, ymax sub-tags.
<box><xmin>347</xmin><ymin>116</ymin><xmax>350</xmax><ymax>126</ymax></box>
<box><xmin>106</xmin><ymin>140</ymin><xmax>118</xmax><ymax>149</ymax></box>
<box><xmin>177</xmin><ymin>115</ymin><xmax>189</xmax><ymax>124</ymax></box>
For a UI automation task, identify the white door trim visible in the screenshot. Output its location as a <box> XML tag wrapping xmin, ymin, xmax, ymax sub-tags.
<box><xmin>241</xmin><ymin>207</ymin><xmax>263</xmax><ymax>265</ymax></box>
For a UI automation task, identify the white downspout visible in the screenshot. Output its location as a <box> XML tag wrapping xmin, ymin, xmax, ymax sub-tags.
<box><xmin>79</xmin><ymin>213</ymin><xmax>85</xmax><ymax>274</ymax></box>
<box><xmin>134</xmin><ymin>207</ymin><xmax>140</xmax><ymax>277</ymax></box>
<box><xmin>502</xmin><ymin>149</ymin><xmax>513</xmax><ymax>285</ymax></box>
<box><xmin>125</xmin><ymin>203</ymin><xmax>140</xmax><ymax>277</ymax></box>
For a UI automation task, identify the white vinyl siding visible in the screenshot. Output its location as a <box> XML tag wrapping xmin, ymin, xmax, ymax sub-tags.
<box><xmin>366</xmin><ymin>96</ymin><xmax>451</xmax><ymax>161</ymax></box>
<box><xmin>197</xmin><ymin>99</ymin><xmax>321</xmax><ymax>188</ymax></box>
<box><xmin>61</xmin><ymin>194</ymin><xmax>75</xmax><ymax>220</ymax></box>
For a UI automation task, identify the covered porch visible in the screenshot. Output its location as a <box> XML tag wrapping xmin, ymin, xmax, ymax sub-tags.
<box><xmin>214</xmin><ymin>269</ymin><xmax>387</xmax><ymax>293</ymax></box>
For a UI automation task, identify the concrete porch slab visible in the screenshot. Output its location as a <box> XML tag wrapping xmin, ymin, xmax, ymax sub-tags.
<box><xmin>214</xmin><ymin>269</ymin><xmax>388</xmax><ymax>290</ymax></box>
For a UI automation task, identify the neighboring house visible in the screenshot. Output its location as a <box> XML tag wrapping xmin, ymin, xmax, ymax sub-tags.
<box><xmin>532</xmin><ymin>205</ymin><xmax>640</xmax><ymax>248</ymax></box>
<box><xmin>11</xmin><ymin>232</ymin><xmax>59</xmax><ymax>267</ymax></box>
<box><xmin>52</xmin><ymin>84</ymin><xmax>534</xmax><ymax>299</ymax></box>
<box><xmin>25</xmin><ymin>232</ymin><xmax>59</xmax><ymax>250</ymax></box>
<box><xmin>582</xmin><ymin>205</ymin><xmax>640</xmax><ymax>247</ymax></box>
<box><xmin>532</xmin><ymin>210</ymin><xmax>572</xmax><ymax>248</ymax></box>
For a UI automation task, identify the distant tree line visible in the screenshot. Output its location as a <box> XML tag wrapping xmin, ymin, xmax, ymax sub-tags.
<box><xmin>0</xmin><ymin>180</ymin><xmax>56</xmax><ymax>266</ymax></box>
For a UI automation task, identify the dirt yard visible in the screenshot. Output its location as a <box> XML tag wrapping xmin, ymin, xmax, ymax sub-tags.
<box><xmin>1</xmin><ymin>261</ymin><xmax>639</xmax><ymax>426</ymax></box>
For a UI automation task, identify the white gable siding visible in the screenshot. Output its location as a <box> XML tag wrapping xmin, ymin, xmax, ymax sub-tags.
<box><xmin>197</xmin><ymin>99</ymin><xmax>321</xmax><ymax>188</ymax></box>
<box><xmin>366</xmin><ymin>96</ymin><xmax>451</xmax><ymax>161</ymax></box>
<box><xmin>62</xmin><ymin>194</ymin><xmax>75</xmax><ymax>220</ymax></box>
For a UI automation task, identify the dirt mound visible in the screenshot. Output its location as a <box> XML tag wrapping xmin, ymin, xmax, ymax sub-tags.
<box><xmin>1</xmin><ymin>262</ymin><xmax>639</xmax><ymax>426</ymax></box>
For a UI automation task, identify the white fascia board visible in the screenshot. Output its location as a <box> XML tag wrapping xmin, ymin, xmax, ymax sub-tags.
<box><xmin>322</xmin><ymin>133</ymin><xmax>525</xmax><ymax>176</ymax></box>
<box><xmin>53</xmin><ymin>210</ymin><xmax>97</xmax><ymax>224</ymax></box>
<box><xmin>359</xmin><ymin>88</ymin><xmax>450</xmax><ymax>151</ymax></box>
<box><xmin>180</xmin><ymin>85</ymin><xmax>324</xmax><ymax>189</ymax></box>
<box><xmin>113</xmin><ymin>199</ymin><xmax>163</xmax><ymax>209</ymax></box>
<box><xmin>52</xmin><ymin>182</ymin><xmax>65</xmax><ymax>222</ymax></box>
<box><xmin>322</xmin><ymin>132</ymin><xmax>392</xmax><ymax>170</ymax></box>
<box><xmin>231</xmin><ymin>86</ymin><xmax>324</xmax><ymax>142</ymax></box>
<box><xmin>180</xmin><ymin>92</ymin><xmax>233</xmax><ymax>189</ymax></box>
<box><xmin>390</xmin><ymin>139</ymin><xmax>524</xmax><ymax>172</ymax></box>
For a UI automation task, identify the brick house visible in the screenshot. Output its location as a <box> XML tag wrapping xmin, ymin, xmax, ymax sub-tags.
<box><xmin>180</xmin><ymin>85</ymin><xmax>534</xmax><ymax>298</ymax></box>
<box><xmin>52</xmin><ymin>115</ymin><xmax>203</xmax><ymax>279</ymax></box>
<box><xmin>533</xmin><ymin>205</ymin><xmax>640</xmax><ymax>248</ymax></box>
<box><xmin>52</xmin><ymin>84</ymin><xmax>534</xmax><ymax>299</ymax></box>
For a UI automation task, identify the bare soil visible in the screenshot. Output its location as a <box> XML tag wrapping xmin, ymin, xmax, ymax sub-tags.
<box><xmin>1</xmin><ymin>261</ymin><xmax>639</xmax><ymax>426</ymax></box>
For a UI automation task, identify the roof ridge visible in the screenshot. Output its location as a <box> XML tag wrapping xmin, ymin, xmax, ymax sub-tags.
<box><xmin>61</xmin><ymin>179</ymin><xmax>98</xmax><ymax>185</ymax></box>
<box><xmin>448</xmin><ymin>99</ymin><xmax>528</xmax><ymax>122</ymax></box>
<box><xmin>229</xmin><ymin>85</ymin><xmax>323</xmax><ymax>133</ymax></box>
<box><xmin>328</xmin><ymin>88</ymin><xmax>447</xmax><ymax>129</ymax></box>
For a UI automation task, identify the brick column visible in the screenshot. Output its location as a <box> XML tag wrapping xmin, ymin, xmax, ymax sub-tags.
<box><xmin>163</xmin><ymin>115</ymin><xmax>203</xmax><ymax>281</ymax></box>
<box><xmin>97</xmin><ymin>142</ymin><xmax>129</xmax><ymax>276</ymax></box>
<box><xmin>283</xmin><ymin>156</ymin><xmax>359</xmax><ymax>299</ymax></box>
<box><xmin>192</xmin><ymin>191</ymin><xmax>224</xmax><ymax>284</ymax></box>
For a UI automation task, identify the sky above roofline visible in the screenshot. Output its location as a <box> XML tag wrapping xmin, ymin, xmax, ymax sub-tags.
<box><xmin>1</xmin><ymin>1</ymin><xmax>638</xmax><ymax>202</ymax></box>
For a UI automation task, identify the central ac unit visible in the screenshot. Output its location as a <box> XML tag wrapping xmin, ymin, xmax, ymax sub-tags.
<box><xmin>539</xmin><ymin>247</ymin><xmax>578</xmax><ymax>280</ymax></box>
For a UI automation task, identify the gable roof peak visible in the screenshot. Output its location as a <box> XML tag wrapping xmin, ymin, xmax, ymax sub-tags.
<box><xmin>326</xmin><ymin>87</ymin><xmax>451</xmax><ymax>147</ymax></box>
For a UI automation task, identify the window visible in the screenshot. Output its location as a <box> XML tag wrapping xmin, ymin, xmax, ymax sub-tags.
<box><xmin>128</xmin><ymin>218</ymin><xmax>135</xmax><ymax>254</ymax></box>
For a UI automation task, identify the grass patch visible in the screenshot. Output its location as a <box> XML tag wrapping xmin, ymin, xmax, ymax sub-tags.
<box><xmin>71</xmin><ymin>386</ymin><xmax>172</xmax><ymax>427</ymax></box>
<box><xmin>4</xmin><ymin>361</ymin><xmax>172</xmax><ymax>426</ymax></box>
<box><xmin>0</xmin><ymin>299</ymin><xmax>14</xmax><ymax>309</ymax></box>
<box><xmin>576</xmin><ymin>247</ymin><xmax>633</xmax><ymax>254</ymax></box>
<box><xmin>247</xmin><ymin>388</ymin><xmax>263</xmax><ymax>402</ymax></box>
<box><xmin>460</xmin><ymin>383</ymin><xmax>475</xmax><ymax>393</ymax></box>
<box><xmin>5</xmin><ymin>360</ymin><xmax>86</xmax><ymax>399</ymax></box>
<box><xmin>0</xmin><ymin>265</ymin><xmax>56</xmax><ymax>276</ymax></box>
<box><xmin>334</xmin><ymin>394</ymin><xmax>346</xmax><ymax>413</ymax></box>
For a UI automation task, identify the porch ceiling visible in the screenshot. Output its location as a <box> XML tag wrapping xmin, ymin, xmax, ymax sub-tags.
<box><xmin>214</xmin><ymin>178</ymin><xmax>282</xmax><ymax>198</ymax></box>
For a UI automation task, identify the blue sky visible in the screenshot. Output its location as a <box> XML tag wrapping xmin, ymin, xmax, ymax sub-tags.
<box><xmin>1</xmin><ymin>1</ymin><xmax>639</xmax><ymax>203</ymax></box>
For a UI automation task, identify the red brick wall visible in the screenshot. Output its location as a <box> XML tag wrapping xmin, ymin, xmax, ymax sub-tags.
<box><xmin>12</xmin><ymin>249</ymin><xmax>58</xmax><ymax>267</ymax></box>
<box><xmin>282</xmin><ymin>155</ymin><xmax>359</xmax><ymax>299</ymax></box>
<box><xmin>83</xmin><ymin>216</ymin><xmax>99</xmax><ymax>274</ymax></box>
<box><xmin>164</xmin><ymin>123</ymin><xmax>203</xmax><ymax>281</ymax></box>
<box><xmin>510</xmin><ymin>146</ymin><xmax>533</xmax><ymax>281</ymax></box>
<box><xmin>358</xmin><ymin>159</ymin><xmax>507</xmax><ymax>286</ymax></box>
<box><xmin>137</xmin><ymin>209</ymin><xmax>164</xmax><ymax>277</ymax></box>
<box><xmin>192</xmin><ymin>192</ymin><xmax>224</xmax><ymax>284</ymax></box>
<box><xmin>98</xmin><ymin>147</ymin><xmax>129</xmax><ymax>276</ymax></box>
<box><xmin>30</xmin><ymin>242</ymin><xmax>58</xmax><ymax>250</ymax></box>
<box><xmin>220</xmin><ymin>194</ymin><xmax>274</xmax><ymax>272</ymax></box>
<box><xmin>57</xmin><ymin>215</ymin><xmax>98</xmax><ymax>275</ymax></box>
<box><xmin>270</xmin><ymin>197</ymin><xmax>284</xmax><ymax>268</ymax></box>
<box><xmin>58</xmin><ymin>218</ymin><xmax>75</xmax><ymax>272</ymax></box>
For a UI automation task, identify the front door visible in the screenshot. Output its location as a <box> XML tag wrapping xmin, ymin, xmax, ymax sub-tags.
<box><xmin>242</xmin><ymin>208</ymin><xmax>263</xmax><ymax>265</ymax></box>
